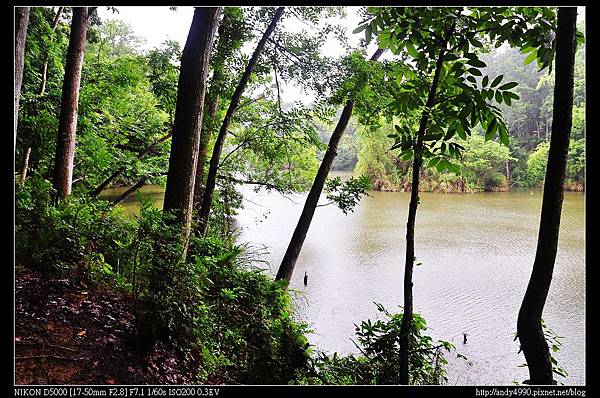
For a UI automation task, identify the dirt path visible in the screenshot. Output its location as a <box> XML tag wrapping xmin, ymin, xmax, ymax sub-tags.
<box><xmin>15</xmin><ymin>265</ymin><xmax>199</xmax><ymax>385</ymax></box>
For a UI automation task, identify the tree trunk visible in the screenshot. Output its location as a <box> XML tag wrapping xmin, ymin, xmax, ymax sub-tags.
<box><xmin>398</xmin><ymin>24</ymin><xmax>454</xmax><ymax>384</ymax></box>
<box><xmin>52</xmin><ymin>7</ymin><xmax>89</xmax><ymax>200</ymax></box>
<box><xmin>196</xmin><ymin>7</ymin><xmax>285</xmax><ymax>236</ymax></box>
<box><xmin>274</xmin><ymin>49</ymin><xmax>384</xmax><ymax>283</ymax></box>
<box><xmin>112</xmin><ymin>177</ymin><xmax>148</xmax><ymax>205</ymax></box>
<box><xmin>20</xmin><ymin>147</ymin><xmax>31</xmax><ymax>182</ymax></box>
<box><xmin>193</xmin><ymin>96</ymin><xmax>218</xmax><ymax>207</ymax></box>
<box><xmin>14</xmin><ymin>7</ymin><xmax>30</xmax><ymax>152</ymax></box>
<box><xmin>162</xmin><ymin>7</ymin><xmax>221</xmax><ymax>247</ymax></box>
<box><xmin>91</xmin><ymin>131</ymin><xmax>172</xmax><ymax>196</ymax></box>
<box><xmin>39</xmin><ymin>7</ymin><xmax>64</xmax><ymax>96</ymax></box>
<box><xmin>193</xmin><ymin>13</ymin><xmax>236</xmax><ymax>209</ymax></box>
<box><xmin>517</xmin><ymin>7</ymin><xmax>576</xmax><ymax>385</ymax></box>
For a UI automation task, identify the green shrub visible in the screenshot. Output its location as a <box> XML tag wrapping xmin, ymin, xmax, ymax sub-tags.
<box><xmin>525</xmin><ymin>139</ymin><xmax>585</xmax><ymax>190</ymax></box>
<box><xmin>15</xmin><ymin>178</ymin><xmax>310</xmax><ymax>384</ymax></box>
<box><xmin>298</xmin><ymin>303</ymin><xmax>467</xmax><ymax>385</ymax></box>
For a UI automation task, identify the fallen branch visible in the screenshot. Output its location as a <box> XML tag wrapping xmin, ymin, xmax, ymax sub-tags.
<box><xmin>16</xmin><ymin>341</ymin><xmax>77</xmax><ymax>352</ymax></box>
<box><xmin>91</xmin><ymin>132</ymin><xmax>172</xmax><ymax>197</ymax></box>
<box><xmin>16</xmin><ymin>354</ymin><xmax>80</xmax><ymax>361</ymax></box>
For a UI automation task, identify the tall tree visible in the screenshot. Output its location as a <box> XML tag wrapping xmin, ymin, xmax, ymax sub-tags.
<box><xmin>39</xmin><ymin>7</ymin><xmax>63</xmax><ymax>97</ymax></box>
<box><xmin>397</xmin><ymin>20</ymin><xmax>456</xmax><ymax>385</ymax></box>
<box><xmin>196</xmin><ymin>7</ymin><xmax>285</xmax><ymax>236</ymax></box>
<box><xmin>14</xmin><ymin>6</ymin><xmax>30</xmax><ymax>151</ymax></box>
<box><xmin>193</xmin><ymin>9</ymin><xmax>245</xmax><ymax>209</ymax></box>
<box><xmin>21</xmin><ymin>7</ymin><xmax>63</xmax><ymax>182</ymax></box>
<box><xmin>275</xmin><ymin>48</ymin><xmax>384</xmax><ymax>283</ymax></box>
<box><xmin>162</xmin><ymin>7</ymin><xmax>221</xmax><ymax>245</ymax></box>
<box><xmin>52</xmin><ymin>7</ymin><xmax>90</xmax><ymax>199</ymax></box>
<box><xmin>356</xmin><ymin>6</ymin><xmax>558</xmax><ymax>384</ymax></box>
<box><xmin>517</xmin><ymin>7</ymin><xmax>577</xmax><ymax>385</ymax></box>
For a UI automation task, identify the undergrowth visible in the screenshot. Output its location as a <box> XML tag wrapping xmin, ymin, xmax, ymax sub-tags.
<box><xmin>15</xmin><ymin>175</ymin><xmax>458</xmax><ymax>384</ymax></box>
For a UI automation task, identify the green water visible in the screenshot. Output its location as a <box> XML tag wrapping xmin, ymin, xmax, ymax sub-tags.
<box><xmin>100</xmin><ymin>182</ymin><xmax>585</xmax><ymax>385</ymax></box>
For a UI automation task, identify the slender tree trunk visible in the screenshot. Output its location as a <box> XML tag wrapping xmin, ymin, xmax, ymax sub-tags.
<box><xmin>39</xmin><ymin>7</ymin><xmax>63</xmax><ymax>96</ymax></box>
<box><xmin>52</xmin><ymin>7</ymin><xmax>89</xmax><ymax>200</ymax></box>
<box><xmin>15</xmin><ymin>7</ymin><xmax>30</xmax><ymax>152</ymax></box>
<box><xmin>162</xmin><ymin>7</ymin><xmax>221</xmax><ymax>248</ymax></box>
<box><xmin>196</xmin><ymin>7</ymin><xmax>285</xmax><ymax>236</ymax></box>
<box><xmin>194</xmin><ymin>96</ymin><xmax>219</xmax><ymax>207</ymax></box>
<box><xmin>274</xmin><ymin>49</ymin><xmax>384</xmax><ymax>283</ymax></box>
<box><xmin>91</xmin><ymin>131</ymin><xmax>172</xmax><ymax>196</ymax></box>
<box><xmin>21</xmin><ymin>7</ymin><xmax>63</xmax><ymax>182</ymax></box>
<box><xmin>398</xmin><ymin>24</ymin><xmax>454</xmax><ymax>384</ymax></box>
<box><xmin>193</xmin><ymin>13</ymin><xmax>235</xmax><ymax>209</ymax></box>
<box><xmin>517</xmin><ymin>7</ymin><xmax>576</xmax><ymax>385</ymax></box>
<box><xmin>20</xmin><ymin>147</ymin><xmax>31</xmax><ymax>182</ymax></box>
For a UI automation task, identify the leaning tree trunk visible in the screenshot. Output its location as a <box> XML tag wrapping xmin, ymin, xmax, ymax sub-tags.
<box><xmin>52</xmin><ymin>7</ymin><xmax>89</xmax><ymax>200</ymax></box>
<box><xmin>196</xmin><ymin>7</ymin><xmax>285</xmax><ymax>236</ymax></box>
<box><xmin>21</xmin><ymin>7</ymin><xmax>63</xmax><ymax>182</ymax></box>
<box><xmin>398</xmin><ymin>24</ymin><xmax>455</xmax><ymax>385</ymax></box>
<box><xmin>275</xmin><ymin>49</ymin><xmax>384</xmax><ymax>283</ymax></box>
<box><xmin>517</xmin><ymin>7</ymin><xmax>577</xmax><ymax>385</ymax></box>
<box><xmin>193</xmin><ymin>12</ymin><xmax>237</xmax><ymax>209</ymax></box>
<box><xmin>14</xmin><ymin>7</ymin><xmax>30</xmax><ymax>152</ymax></box>
<box><xmin>162</xmin><ymin>7</ymin><xmax>221</xmax><ymax>247</ymax></box>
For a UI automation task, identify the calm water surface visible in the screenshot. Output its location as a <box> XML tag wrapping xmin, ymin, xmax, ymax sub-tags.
<box><xmin>100</xmin><ymin>177</ymin><xmax>585</xmax><ymax>385</ymax></box>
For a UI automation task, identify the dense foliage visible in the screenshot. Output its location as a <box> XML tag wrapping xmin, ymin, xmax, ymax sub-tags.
<box><xmin>299</xmin><ymin>304</ymin><xmax>466</xmax><ymax>385</ymax></box>
<box><xmin>15</xmin><ymin>176</ymin><xmax>310</xmax><ymax>383</ymax></box>
<box><xmin>347</xmin><ymin>19</ymin><xmax>586</xmax><ymax>192</ymax></box>
<box><xmin>355</xmin><ymin>121</ymin><xmax>514</xmax><ymax>192</ymax></box>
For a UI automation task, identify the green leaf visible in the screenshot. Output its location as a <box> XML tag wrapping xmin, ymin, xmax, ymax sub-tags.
<box><xmin>498</xmin><ymin>81</ymin><xmax>518</xmax><ymax>90</ymax></box>
<box><xmin>423</xmin><ymin>133</ymin><xmax>444</xmax><ymax>141</ymax></box>
<box><xmin>576</xmin><ymin>30</ymin><xmax>585</xmax><ymax>46</ymax></box>
<box><xmin>400</xmin><ymin>149</ymin><xmax>414</xmax><ymax>160</ymax></box>
<box><xmin>466</xmin><ymin>58</ymin><xmax>486</xmax><ymax>68</ymax></box>
<box><xmin>490</xmin><ymin>75</ymin><xmax>503</xmax><ymax>88</ymax></box>
<box><xmin>482</xmin><ymin>75</ymin><xmax>489</xmax><ymax>87</ymax></box>
<box><xmin>406</xmin><ymin>41</ymin><xmax>419</xmax><ymax>58</ymax></box>
<box><xmin>503</xmin><ymin>92</ymin><xmax>515</xmax><ymax>106</ymax></box>
<box><xmin>456</xmin><ymin>123</ymin><xmax>466</xmax><ymax>140</ymax></box>
<box><xmin>495</xmin><ymin>90</ymin><xmax>503</xmax><ymax>104</ymax></box>
<box><xmin>524</xmin><ymin>50</ymin><xmax>538</xmax><ymax>65</ymax></box>
<box><xmin>485</xmin><ymin>118</ymin><xmax>498</xmax><ymax>141</ymax></box>
<box><xmin>467</xmin><ymin>68</ymin><xmax>482</xmax><ymax>76</ymax></box>
<box><xmin>366</xmin><ymin>25</ymin><xmax>372</xmax><ymax>44</ymax></box>
<box><xmin>428</xmin><ymin>157</ymin><xmax>441</xmax><ymax>167</ymax></box>
<box><xmin>352</xmin><ymin>24</ymin><xmax>368</xmax><ymax>34</ymax></box>
<box><xmin>520</xmin><ymin>46</ymin><xmax>536</xmax><ymax>54</ymax></box>
<box><xmin>444</xmin><ymin>128</ymin><xmax>456</xmax><ymax>140</ymax></box>
<box><xmin>499</xmin><ymin>125</ymin><xmax>509</xmax><ymax>146</ymax></box>
<box><xmin>469</xmin><ymin>37</ymin><xmax>484</xmax><ymax>48</ymax></box>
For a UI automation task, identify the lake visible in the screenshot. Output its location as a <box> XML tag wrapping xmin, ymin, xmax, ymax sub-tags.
<box><xmin>100</xmin><ymin>177</ymin><xmax>585</xmax><ymax>385</ymax></box>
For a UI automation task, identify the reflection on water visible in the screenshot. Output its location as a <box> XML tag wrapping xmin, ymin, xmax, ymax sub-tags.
<box><xmin>100</xmin><ymin>178</ymin><xmax>585</xmax><ymax>385</ymax></box>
